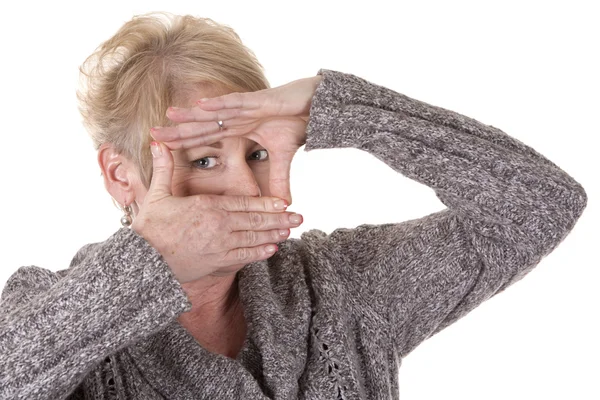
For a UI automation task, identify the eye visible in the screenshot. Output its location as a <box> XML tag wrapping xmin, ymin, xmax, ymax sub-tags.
<box><xmin>191</xmin><ymin>156</ymin><xmax>219</xmax><ymax>169</ymax></box>
<box><xmin>190</xmin><ymin>150</ymin><xmax>268</xmax><ymax>171</ymax></box>
<box><xmin>249</xmin><ymin>149</ymin><xmax>269</xmax><ymax>161</ymax></box>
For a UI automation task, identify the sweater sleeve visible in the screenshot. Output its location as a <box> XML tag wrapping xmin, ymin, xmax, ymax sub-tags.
<box><xmin>300</xmin><ymin>69</ymin><xmax>588</xmax><ymax>358</ymax></box>
<box><xmin>0</xmin><ymin>228</ymin><xmax>193</xmax><ymax>400</ymax></box>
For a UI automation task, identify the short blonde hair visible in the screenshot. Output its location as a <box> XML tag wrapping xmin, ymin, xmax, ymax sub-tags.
<box><xmin>77</xmin><ymin>12</ymin><xmax>269</xmax><ymax>187</ymax></box>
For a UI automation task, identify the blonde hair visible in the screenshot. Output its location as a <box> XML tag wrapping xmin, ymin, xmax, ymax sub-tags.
<box><xmin>77</xmin><ymin>12</ymin><xmax>269</xmax><ymax>187</ymax></box>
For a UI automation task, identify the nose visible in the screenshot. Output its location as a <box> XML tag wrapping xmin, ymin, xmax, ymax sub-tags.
<box><xmin>227</xmin><ymin>162</ymin><xmax>262</xmax><ymax>198</ymax></box>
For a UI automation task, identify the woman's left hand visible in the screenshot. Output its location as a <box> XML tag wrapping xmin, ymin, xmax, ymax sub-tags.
<box><xmin>151</xmin><ymin>75</ymin><xmax>323</xmax><ymax>206</ymax></box>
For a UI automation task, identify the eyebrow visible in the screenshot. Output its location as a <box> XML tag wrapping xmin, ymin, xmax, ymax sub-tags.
<box><xmin>200</xmin><ymin>141</ymin><xmax>260</xmax><ymax>150</ymax></box>
<box><xmin>183</xmin><ymin>140</ymin><xmax>261</xmax><ymax>155</ymax></box>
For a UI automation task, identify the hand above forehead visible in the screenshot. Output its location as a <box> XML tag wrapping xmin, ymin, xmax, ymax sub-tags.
<box><xmin>150</xmin><ymin>75</ymin><xmax>323</xmax><ymax>206</ymax></box>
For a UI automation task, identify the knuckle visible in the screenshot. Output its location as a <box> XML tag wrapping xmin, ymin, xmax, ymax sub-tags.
<box><xmin>238</xmin><ymin>196</ymin><xmax>251</xmax><ymax>211</ymax></box>
<box><xmin>163</xmin><ymin>140</ymin><xmax>182</xmax><ymax>150</ymax></box>
<box><xmin>262</xmin><ymin>198</ymin><xmax>271</xmax><ymax>212</ymax></box>
<box><xmin>220</xmin><ymin>210</ymin><xmax>233</xmax><ymax>230</ymax></box>
<box><xmin>193</xmin><ymin>195</ymin><xmax>209</xmax><ymax>209</ymax></box>
<box><xmin>205</xmin><ymin>194</ymin><xmax>220</xmax><ymax>208</ymax></box>
<box><xmin>192</xmin><ymin>134</ymin><xmax>209</xmax><ymax>146</ymax></box>
<box><xmin>280</xmin><ymin>213</ymin><xmax>290</xmax><ymax>225</ymax></box>
<box><xmin>246</xmin><ymin>230</ymin><xmax>258</xmax><ymax>246</ymax></box>
<box><xmin>178</xmin><ymin>141</ymin><xmax>192</xmax><ymax>150</ymax></box>
<box><xmin>222</xmin><ymin>233</ymin><xmax>235</xmax><ymax>250</ymax></box>
<box><xmin>178</xmin><ymin>124</ymin><xmax>191</xmax><ymax>139</ymax></box>
<box><xmin>249</xmin><ymin>212</ymin><xmax>264</xmax><ymax>229</ymax></box>
<box><xmin>152</xmin><ymin>164</ymin><xmax>167</xmax><ymax>174</ymax></box>
<box><xmin>236</xmin><ymin>247</ymin><xmax>250</xmax><ymax>261</ymax></box>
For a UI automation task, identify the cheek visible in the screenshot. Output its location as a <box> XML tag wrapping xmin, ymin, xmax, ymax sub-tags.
<box><xmin>170</xmin><ymin>168</ymin><xmax>221</xmax><ymax>197</ymax></box>
<box><xmin>252</xmin><ymin>167</ymin><xmax>270</xmax><ymax>194</ymax></box>
<box><xmin>169</xmin><ymin>163</ymin><xmax>270</xmax><ymax>197</ymax></box>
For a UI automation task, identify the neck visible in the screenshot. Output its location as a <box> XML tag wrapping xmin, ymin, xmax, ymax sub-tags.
<box><xmin>176</xmin><ymin>272</ymin><xmax>246</xmax><ymax>359</ymax></box>
<box><xmin>179</xmin><ymin>272</ymin><xmax>241</xmax><ymax>318</ymax></box>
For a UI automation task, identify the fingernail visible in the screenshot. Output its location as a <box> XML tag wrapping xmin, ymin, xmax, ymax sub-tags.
<box><xmin>290</xmin><ymin>214</ymin><xmax>303</xmax><ymax>224</ymax></box>
<box><xmin>273</xmin><ymin>199</ymin><xmax>288</xmax><ymax>210</ymax></box>
<box><xmin>198</xmin><ymin>98</ymin><xmax>208</xmax><ymax>103</ymax></box>
<box><xmin>150</xmin><ymin>141</ymin><xmax>162</xmax><ymax>158</ymax></box>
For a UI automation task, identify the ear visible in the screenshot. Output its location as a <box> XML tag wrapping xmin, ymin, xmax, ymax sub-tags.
<box><xmin>98</xmin><ymin>143</ymin><xmax>143</xmax><ymax>211</ymax></box>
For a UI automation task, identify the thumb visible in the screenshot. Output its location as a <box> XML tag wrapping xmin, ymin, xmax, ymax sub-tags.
<box><xmin>268</xmin><ymin>153</ymin><xmax>293</xmax><ymax>206</ymax></box>
<box><xmin>148</xmin><ymin>141</ymin><xmax>174</xmax><ymax>200</ymax></box>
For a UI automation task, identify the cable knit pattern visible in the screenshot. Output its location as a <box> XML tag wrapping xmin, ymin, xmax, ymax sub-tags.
<box><xmin>0</xmin><ymin>69</ymin><xmax>587</xmax><ymax>399</ymax></box>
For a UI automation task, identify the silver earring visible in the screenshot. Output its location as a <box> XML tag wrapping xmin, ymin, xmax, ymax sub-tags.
<box><xmin>120</xmin><ymin>205</ymin><xmax>133</xmax><ymax>227</ymax></box>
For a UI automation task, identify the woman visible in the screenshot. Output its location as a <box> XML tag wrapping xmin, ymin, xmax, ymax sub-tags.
<box><xmin>0</xmin><ymin>11</ymin><xmax>587</xmax><ymax>400</ymax></box>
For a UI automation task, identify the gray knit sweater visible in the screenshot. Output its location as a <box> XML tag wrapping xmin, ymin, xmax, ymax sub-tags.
<box><xmin>0</xmin><ymin>69</ymin><xmax>587</xmax><ymax>400</ymax></box>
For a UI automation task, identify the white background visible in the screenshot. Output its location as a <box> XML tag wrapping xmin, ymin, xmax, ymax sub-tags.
<box><xmin>0</xmin><ymin>1</ymin><xmax>598</xmax><ymax>399</ymax></box>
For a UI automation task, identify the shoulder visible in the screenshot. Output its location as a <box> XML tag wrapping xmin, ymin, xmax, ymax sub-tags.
<box><xmin>0</xmin><ymin>236</ymin><xmax>107</xmax><ymax>303</ymax></box>
<box><xmin>1</xmin><ymin>265</ymin><xmax>61</xmax><ymax>302</ymax></box>
<box><xmin>65</xmin><ymin>227</ymin><xmax>147</xmax><ymax>272</ymax></box>
<box><xmin>67</xmin><ymin>241</ymin><xmax>104</xmax><ymax>271</ymax></box>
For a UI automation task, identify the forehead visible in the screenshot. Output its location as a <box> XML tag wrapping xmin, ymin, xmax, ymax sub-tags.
<box><xmin>176</xmin><ymin>83</ymin><xmax>233</xmax><ymax>108</ymax></box>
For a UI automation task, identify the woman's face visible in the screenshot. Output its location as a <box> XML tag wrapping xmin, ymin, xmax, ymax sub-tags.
<box><xmin>134</xmin><ymin>86</ymin><xmax>271</xmax><ymax>207</ymax></box>
<box><xmin>170</xmin><ymin>135</ymin><xmax>270</xmax><ymax>198</ymax></box>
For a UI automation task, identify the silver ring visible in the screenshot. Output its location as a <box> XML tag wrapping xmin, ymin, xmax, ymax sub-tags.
<box><xmin>217</xmin><ymin>120</ymin><xmax>224</xmax><ymax>131</ymax></box>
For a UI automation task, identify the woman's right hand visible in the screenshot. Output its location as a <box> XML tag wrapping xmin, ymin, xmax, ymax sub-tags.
<box><xmin>131</xmin><ymin>141</ymin><xmax>302</xmax><ymax>284</ymax></box>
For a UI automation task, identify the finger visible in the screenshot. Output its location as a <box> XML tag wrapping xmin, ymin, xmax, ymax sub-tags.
<box><xmin>222</xmin><ymin>243</ymin><xmax>279</xmax><ymax>264</ymax></box>
<box><xmin>267</xmin><ymin>154</ymin><xmax>294</xmax><ymax>206</ymax></box>
<box><xmin>166</xmin><ymin>106</ymin><xmax>245</xmax><ymax>124</ymax></box>
<box><xmin>207</xmin><ymin>194</ymin><xmax>288</xmax><ymax>213</ymax></box>
<box><xmin>162</xmin><ymin>132</ymin><xmax>229</xmax><ymax>150</ymax></box>
<box><xmin>196</xmin><ymin>91</ymin><xmax>262</xmax><ymax>112</ymax></box>
<box><xmin>227</xmin><ymin>228</ymin><xmax>290</xmax><ymax>249</ymax></box>
<box><xmin>227</xmin><ymin>211</ymin><xmax>297</xmax><ymax>231</ymax></box>
<box><xmin>151</xmin><ymin>122</ymin><xmax>221</xmax><ymax>142</ymax></box>
<box><xmin>151</xmin><ymin>118</ymin><xmax>254</xmax><ymax>143</ymax></box>
<box><xmin>147</xmin><ymin>141</ymin><xmax>173</xmax><ymax>200</ymax></box>
<box><xmin>160</xmin><ymin>124</ymin><xmax>258</xmax><ymax>150</ymax></box>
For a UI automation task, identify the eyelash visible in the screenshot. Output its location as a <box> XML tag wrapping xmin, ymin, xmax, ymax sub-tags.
<box><xmin>191</xmin><ymin>149</ymin><xmax>269</xmax><ymax>170</ymax></box>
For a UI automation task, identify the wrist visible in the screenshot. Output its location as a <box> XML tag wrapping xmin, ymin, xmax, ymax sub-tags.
<box><xmin>311</xmin><ymin>75</ymin><xmax>323</xmax><ymax>91</ymax></box>
<box><xmin>300</xmin><ymin>76</ymin><xmax>323</xmax><ymax>117</ymax></box>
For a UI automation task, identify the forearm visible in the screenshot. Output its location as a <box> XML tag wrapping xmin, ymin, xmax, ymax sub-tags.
<box><xmin>305</xmin><ymin>69</ymin><xmax>587</xmax><ymax>256</ymax></box>
<box><xmin>302</xmin><ymin>69</ymin><xmax>587</xmax><ymax>356</ymax></box>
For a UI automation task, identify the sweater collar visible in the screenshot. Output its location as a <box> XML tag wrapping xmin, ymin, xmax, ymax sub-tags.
<box><xmin>126</xmin><ymin>252</ymin><xmax>312</xmax><ymax>399</ymax></box>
